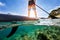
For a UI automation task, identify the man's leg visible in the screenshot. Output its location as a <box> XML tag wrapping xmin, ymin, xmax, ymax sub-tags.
<box><xmin>28</xmin><ymin>6</ymin><xmax>31</xmax><ymax>17</ymax></box>
<box><xmin>32</xmin><ymin>5</ymin><xmax>37</xmax><ymax>18</ymax></box>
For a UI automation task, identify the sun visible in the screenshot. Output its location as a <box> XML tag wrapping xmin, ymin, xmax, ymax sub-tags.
<box><xmin>30</xmin><ymin>9</ymin><xmax>35</xmax><ymax>18</ymax></box>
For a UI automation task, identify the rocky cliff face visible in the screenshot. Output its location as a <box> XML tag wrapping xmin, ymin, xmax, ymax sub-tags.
<box><xmin>48</xmin><ymin>8</ymin><xmax>60</xmax><ymax>18</ymax></box>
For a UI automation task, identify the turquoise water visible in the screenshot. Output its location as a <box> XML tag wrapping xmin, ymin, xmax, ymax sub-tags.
<box><xmin>0</xmin><ymin>22</ymin><xmax>60</xmax><ymax>40</ymax></box>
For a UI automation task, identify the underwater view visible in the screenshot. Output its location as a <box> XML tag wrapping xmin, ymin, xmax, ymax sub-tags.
<box><xmin>0</xmin><ymin>20</ymin><xmax>60</xmax><ymax>40</ymax></box>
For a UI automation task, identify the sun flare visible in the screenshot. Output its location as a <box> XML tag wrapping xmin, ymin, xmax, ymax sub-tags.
<box><xmin>30</xmin><ymin>9</ymin><xmax>35</xmax><ymax>18</ymax></box>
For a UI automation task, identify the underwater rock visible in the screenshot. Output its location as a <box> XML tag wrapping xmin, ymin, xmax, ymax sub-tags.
<box><xmin>37</xmin><ymin>33</ymin><xmax>49</xmax><ymax>40</ymax></box>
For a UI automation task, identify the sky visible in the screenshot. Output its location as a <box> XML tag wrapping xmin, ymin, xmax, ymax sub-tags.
<box><xmin>0</xmin><ymin>0</ymin><xmax>60</xmax><ymax>18</ymax></box>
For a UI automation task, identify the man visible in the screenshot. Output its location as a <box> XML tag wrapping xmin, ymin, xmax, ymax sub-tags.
<box><xmin>28</xmin><ymin>0</ymin><xmax>37</xmax><ymax>18</ymax></box>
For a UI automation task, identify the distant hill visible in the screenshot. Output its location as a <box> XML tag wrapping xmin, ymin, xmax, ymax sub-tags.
<box><xmin>48</xmin><ymin>8</ymin><xmax>60</xmax><ymax>18</ymax></box>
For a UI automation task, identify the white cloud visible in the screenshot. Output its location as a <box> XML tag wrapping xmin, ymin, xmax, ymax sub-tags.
<box><xmin>0</xmin><ymin>11</ymin><xmax>26</xmax><ymax>16</ymax></box>
<box><xmin>0</xmin><ymin>2</ymin><xmax>5</xmax><ymax>6</ymax></box>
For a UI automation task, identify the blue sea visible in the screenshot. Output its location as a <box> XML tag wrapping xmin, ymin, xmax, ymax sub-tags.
<box><xmin>0</xmin><ymin>22</ymin><xmax>60</xmax><ymax>40</ymax></box>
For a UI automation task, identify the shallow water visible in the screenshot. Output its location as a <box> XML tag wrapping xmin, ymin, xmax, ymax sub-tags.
<box><xmin>0</xmin><ymin>22</ymin><xmax>60</xmax><ymax>40</ymax></box>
